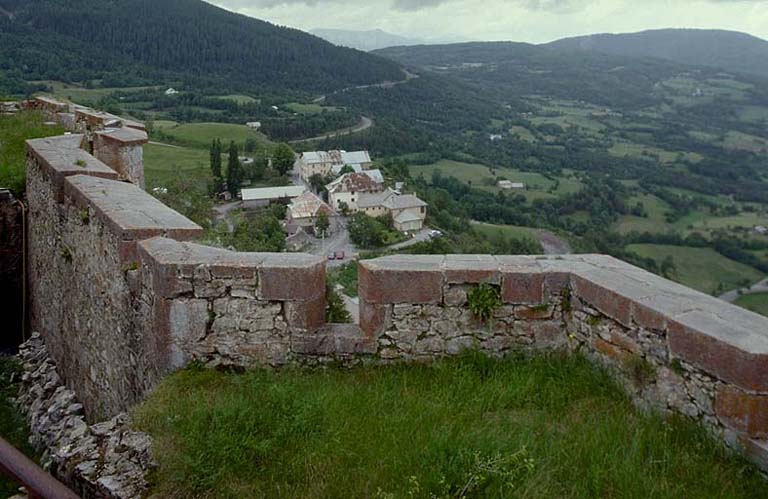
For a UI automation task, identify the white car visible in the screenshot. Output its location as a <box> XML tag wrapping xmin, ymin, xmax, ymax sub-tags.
<box><xmin>429</xmin><ymin>230</ymin><xmax>442</xmax><ymax>238</ymax></box>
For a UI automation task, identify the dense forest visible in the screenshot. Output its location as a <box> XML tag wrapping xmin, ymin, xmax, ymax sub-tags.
<box><xmin>0</xmin><ymin>0</ymin><xmax>404</xmax><ymax>95</ymax></box>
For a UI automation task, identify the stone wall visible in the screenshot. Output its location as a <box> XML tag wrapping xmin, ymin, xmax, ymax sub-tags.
<box><xmin>358</xmin><ymin>254</ymin><xmax>768</xmax><ymax>471</ymax></box>
<box><xmin>25</xmin><ymin>131</ymin><xmax>330</xmax><ymax>421</ymax></box>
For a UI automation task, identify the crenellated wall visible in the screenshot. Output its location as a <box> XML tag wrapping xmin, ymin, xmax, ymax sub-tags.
<box><xmin>22</xmin><ymin>97</ymin><xmax>768</xmax><ymax>478</ymax></box>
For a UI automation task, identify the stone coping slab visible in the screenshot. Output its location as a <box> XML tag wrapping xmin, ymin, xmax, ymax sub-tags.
<box><xmin>139</xmin><ymin>237</ymin><xmax>326</xmax><ymax>301</ymax></box>
<box><xmin>360</xmin><ymin>254</ymin><xmax>768</xmax><ymax>391</ymax></box>
<box><xmin>95</xmin><ymin>127</ymin><xmax>149</xmax><ymax>145</ymax></box>
<box><xmin>63</xmin><ymin>176</ymin><xmax>202</xmax><ymax>243</ymax></box>
<box><xmin>26</xmin><ymin>136</ymin><xmax>118</xmax><ymax>199</ymax></box>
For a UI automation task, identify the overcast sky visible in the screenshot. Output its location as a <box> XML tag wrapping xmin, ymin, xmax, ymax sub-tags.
<box><xmin>209</xmin><ymin>0</ymin><xmax>768</xmax><ymax>44</ymax></box>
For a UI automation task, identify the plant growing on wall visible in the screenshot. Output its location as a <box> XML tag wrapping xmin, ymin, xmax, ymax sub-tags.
<box><xmin>467</xmin><ymin>283</ymin><xmax>502</xmax><ymax>322</ymax></box>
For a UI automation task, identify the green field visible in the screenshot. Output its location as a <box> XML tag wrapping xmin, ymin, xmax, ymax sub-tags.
<box><xmin>410</xmin><ymin>160</ymin><xmax>582</xmax><ymax>201</ymax></box>
<box><xmin>735</xmin><ymin>293</ymin><xmax>768</xmax><ymax>318</ymax></box>
<box><xmin>39</xmin><ymin>81</ymin><xmax>161</xmax><ymax>105</ymax></box>
<box><xmin>144</xmin><ymin>144</ymin><xmax>211</xmax><ymax>192</ymax></box>
<box><xmin>215</xmin><ymin>94</ymin><xmax>259</xmax><ymax>104</ymax></box>
<box><xmin>473</xmin><ymin>222</ymin><xmax>538</xmax><ymax>241</ymax></box>
<box><xmin>133</xmin><ymin>352</ymin><xmax>768</xmax><ymax>499</ymax></box>
<box><xmin>625</xmin><ymin>244</ymin><xmax>764</xmax><ymax>294</ymax></box>
<box><xmin>153</xmin><ymin>121</ymin><xmax>273</xmax><ymax>149</ymax></box>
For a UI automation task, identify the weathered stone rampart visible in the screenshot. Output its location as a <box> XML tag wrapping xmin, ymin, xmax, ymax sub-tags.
<box><xmin>21</xmin><ymin>97</ymin><xmax>768</xmax><ymax>484</ymax></box>
<box><xmin>357</xmin><ymin>254</ymin><xmax>768</xmax><ymax>470</ymax></box>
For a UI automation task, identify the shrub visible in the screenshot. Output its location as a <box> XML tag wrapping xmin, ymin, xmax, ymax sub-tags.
<box><xmin>467</xmin><ymin>283</ymin><xmax>502</xmax><ymax>322</ymax></box>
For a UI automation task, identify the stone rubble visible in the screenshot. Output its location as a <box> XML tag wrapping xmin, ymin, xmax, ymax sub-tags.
<box><xmin>16</xmin><ymin>334</ymin><xmax>153</xmax><ymax>499</ymax></box>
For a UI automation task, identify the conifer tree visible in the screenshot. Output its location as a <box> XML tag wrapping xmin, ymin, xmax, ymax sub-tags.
<box><xmin>226</xmin><ymin>141</ymin><xmax>242</xmax><ymax>195</ymax></box>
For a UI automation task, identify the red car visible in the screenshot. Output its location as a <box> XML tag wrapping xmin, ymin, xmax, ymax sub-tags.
<box><xmin>334</xmin><ymin>251</ymin><xmax>345</xmax><ymax>260</ymax></box>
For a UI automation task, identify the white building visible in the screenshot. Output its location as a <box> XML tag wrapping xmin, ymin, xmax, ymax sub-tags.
<box><xmin>165</xmin><ymin>88</ymin><xmax>179</xmax><ymax>95</ymax></box>
<box><xmin>326</xmin><ymin>170</ymin><xmax>385</xmax><ymax>212</ymax></box>
<box><xmin>356</xmin><ymin>188</ymin><xmax>428</xmax><ymax>232</ymax></box>
<box><xmin>286</xmin><ymin>191</ymin><xmax>339</xmax><ymax>235</ymax></box>
<box><xmin>296</xmin><ymin>150</ymin><xmax>373</xmax><ymax>181</ymax></box>
<box><xmin>498</xmin><ymin>180</ymin><xmax>525</xmax><ymax>190</ymax></box>
<box><xmin>246</xmin><ymin>122</ymin><xmax>262</xmax><ymax>130</ymax></box>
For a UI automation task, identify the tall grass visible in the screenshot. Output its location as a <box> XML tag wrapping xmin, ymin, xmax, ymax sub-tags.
<box><xmin>133</xmin><ymin>352</ymin><xmax>768</xmax><ymax>498</ymax></box>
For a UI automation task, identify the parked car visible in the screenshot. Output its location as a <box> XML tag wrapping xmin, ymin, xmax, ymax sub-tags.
<box><xmin>334</xmin><ymin>251</ymin><xmax>345</xmax><ymax>260</ymax></box>
<box><xmin>429</xmin><ymin>230</ymin><xmax>443</xmax><ymax>238</ymax></box>
<box><xmin>327</xmin><ymin>252</ymin><xmax>336</xmax><ymax>260</ymax></box>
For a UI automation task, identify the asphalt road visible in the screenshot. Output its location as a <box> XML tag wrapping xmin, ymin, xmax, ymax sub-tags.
<box><xmin>719</xmin><ymin>278</ymin><xmax>768</xmax><ymax>303</ymax></box>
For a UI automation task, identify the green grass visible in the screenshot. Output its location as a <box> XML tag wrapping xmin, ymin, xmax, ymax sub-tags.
<box><xmin>0</xmin><ymin>357</ymin><xmax>37</xmax><ymax>497</ymax></box>
<box><xmin>144</xmin><ymin>143</ymin><xmax>212</xmax><ymax>193</ymax></box>
<box><xmin>409</xmin><ymin>161</ymin><xmax>582</xmax><ymax>201</ymax></box>
<box><xmin>735</xmin><ymin>293</ymin><xmax>768</xmax><ymax>318</ymax></box>
<box><xmin>133</xmin><ymin>352</ymin><xmax>768</xmax><ymax>499</ymax></box>
<box><xmin>473</xmin><ymin>222</ymin><xmax>538</xmax><ymax>241</ymax></box>
<box><xmin>0</xmin><ymin>111</ymin><xmax>65</xmax><ymax>195</ymax></box>
<box><xmin>153</xmin><ymin>121</ymin><xmax>273</xmax><ymax>149</ymax></box>
<box><xmin>626</xmin><ymin>244</ymin><xmax>764</xmax><ymax>294</ymax></box>
<box><xmin>40</xmin><ymin>81</ymin><xmax>161</xmax><ymax>105</ymax></box>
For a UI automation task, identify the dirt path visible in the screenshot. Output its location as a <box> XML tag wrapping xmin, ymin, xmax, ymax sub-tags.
<box><xmin>536</xmin><ymin>230</ymin><xmax>572</xmax><ymax>255</ymax></box>
<box><xmin>289</xmin><ymin>116</ymin><xmax>373</xmax><ymax>144</ymax></box>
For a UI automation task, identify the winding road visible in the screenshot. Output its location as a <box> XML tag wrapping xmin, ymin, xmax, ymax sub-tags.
<box><xmin>289</xmin><ymin>116</ymin><xmax>373</xmax><ymax>144</ymax></box>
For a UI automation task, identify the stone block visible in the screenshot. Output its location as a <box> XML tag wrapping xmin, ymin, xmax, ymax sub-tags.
<box><xmin>669</xmin><ymin>311</ymin><xmax>768</xmax><ymax>392</ymax></box>
<box><xmin>444</xmin><ymin>286</ymin><xmax>468</xmax><ymax>307</ymax></box>
<box><xmin>741</xmin><ymin>438</ymin><xmax>768</xmax><ymax>472</ymax></box>
<box><xmin>446</xmin><ymin>336</ymin><xmax>476</xmax><ymax>355</ymax></box>
<box><xmin>593</xmin><ymin>338</ymin><xmax>626</xmax><ymax>361</ymax></box>
<box><xmin>501</xmin><ymin>272</ymin><xmax>545</xmax><ymax>305</ymax></box>
<box><xmin>571</xmin><ymin>274</ymin><xmax>632</xmax><ymax>327</ymax></box>
<box><xmin>715</xmin><ymin>386</ymin><xmax>768</xmax><ymax>438</ymax></box>
<box><xmin>359</xmin><ymin>302</ymin><xmax>392</xmax><ymax>338</ymax></box>
<box><xmin>444</xmin><ymin>255</ymin><xmax>500</xmax><ymax>284</ymax></box>
<box><xmin>359</xmin><ymin>257</ymin><xmax>444</xmax><ymax>304</ymax></box>
<box><xmin>284</xmin><ymin>295</ymin><xmax>326</xmax><ymax>333</ymax></box>
<box><xmin>258</xmin><ymin>255</ymin><xmax>325</xmax><ymax>301</ymax></box>
<box><xmin>168</xmin><ymin>299</ymin><xmax>209</xmax><ymax>369</ymax></box>
<box><xmin>515</xmin><ymin>305</ymin><xmax>553</xmax><ymax>320</ymax></box>
<box><xmin>532</xmin><ymin>321</ymin><xmax>567</xmax><ymax>349</ymax></box>
<box><xmin>292</xmin><ymin>325</ymin><xmax>377</xmax><ymax>355</ymax></box>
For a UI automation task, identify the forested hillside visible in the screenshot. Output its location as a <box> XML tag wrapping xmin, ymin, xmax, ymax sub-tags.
<box><xmin>547</xmin><ymin>29</ymin><xmax>768</xmax><ymax>79</ymax></box>
<box><xmin>0</xmin><ymin>0</ymin><xmax>404</xmax><ymax>95</ymax></box>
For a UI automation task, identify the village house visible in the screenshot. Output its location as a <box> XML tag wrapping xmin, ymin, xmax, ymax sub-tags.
<box><xmin>326</xmin><ymin>170</ymin><xmax>385</xmax><ymax>212</ymax></box>
<box><xmin>356</xmin><ymin>188</ymin><xmax>428</xmax><ymax>232</ymax></box>
<box><xmin>296</xmin><ymin>150</ymin><xmax>373</xmax><ymax>181</ymax></box>
<box><xmin>285</xmin><ymin>191</ymin><xmax>339</xmax><ymax>235</ymax></box>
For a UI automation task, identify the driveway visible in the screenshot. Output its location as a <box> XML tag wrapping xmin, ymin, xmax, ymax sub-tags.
<box><xmin>388</xmin><ymin>228</ymin><xmax>433</xmax><ymax>250</ymax></box>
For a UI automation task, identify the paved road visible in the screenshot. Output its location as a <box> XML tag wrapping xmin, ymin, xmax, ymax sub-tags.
<box><xmin>289</xmin><ymin>116</ymin><xmax>373</xmax><ymax>144</ymax></box>
<box><xmin>719</xmin><ymin>278</ymin><xmax>768</xmax><ymax>303</ymax></box>
<box><xmin>342</xmin><ymin>294</ymin><xmax>360</xmax><ymax>324</ymax></box>
<box><xmin>312</xmin><ymin>69</ymin><xmax>419</xmax><ymax>104</ymax></box>
<box><xmin>388</xmin><ymin>228</ymin><xmax>433</xmax><ymax>250</ymax></box>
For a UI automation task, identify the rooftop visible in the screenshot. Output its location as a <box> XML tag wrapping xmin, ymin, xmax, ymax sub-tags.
<box><xmin>241</xmin><ymin>185</ymin><xmax>307</xmax><ymax>202</ymax></box>
<box><xmin>288</xmin><ymin>191</ymin><xmax>337</xmax><ymax>219</ymax></box>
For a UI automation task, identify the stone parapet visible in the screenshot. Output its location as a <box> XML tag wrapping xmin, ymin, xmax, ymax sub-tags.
<box><xmin>358</xmin><ymin>254</ymin><xmax>768</xmax><ymax>471</ymax></box>
<box><xmin>93</xmin><ymin>128</ymin><xmax>149</xmax><ymax>187</ymax></box>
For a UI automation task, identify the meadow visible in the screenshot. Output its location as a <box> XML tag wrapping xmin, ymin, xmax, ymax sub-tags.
<box><xmin>625</xmin><ymin>244</ymin><xmax>765</xmax><ymax>294</ymax></box>
<box><xmin>133</xmin><ymin>352</ymin><xmax>768</xmax><ymax>499</ymax></box>
<box><xmin>735</xmin><ymin>293</ymin><xmax>768</xmax><ymax>318</ymax></box>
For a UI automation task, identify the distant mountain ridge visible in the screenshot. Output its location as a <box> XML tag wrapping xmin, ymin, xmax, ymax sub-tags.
<box><xmin>0</xmin><ymin>0</ymin><xmax>404</xmax><ymax>94</ymax></box>
<box><xmin>547</xmin><ymin>29</ymin><xmax>768</xmax><ymax>78</ymax></box>
<box><xmin>312</xmin><ymin>28</ymin><xmax>425</xmax><ymax>52</ymax></box>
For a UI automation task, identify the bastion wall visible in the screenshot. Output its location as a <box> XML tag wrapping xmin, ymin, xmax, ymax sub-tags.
<box><xmin>23</xmin><ymin>97</ymin><xmax>768</xmax><ymax>482</ymax></box>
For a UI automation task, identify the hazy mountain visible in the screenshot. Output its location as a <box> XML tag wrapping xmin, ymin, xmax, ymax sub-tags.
<box><xmin>312</xmin><ymin>28</ymin><xmax>426</xmax><ymax>51</ymax></box>
<box><xmin>547</xmin><ymin>29</ymin><xmax>768</xmax><ymax>78</ymax></box>
<box><xmin>0</xmin><ymin>0</ymin><xmax>404</xmax><ymax>94</ymax></box>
